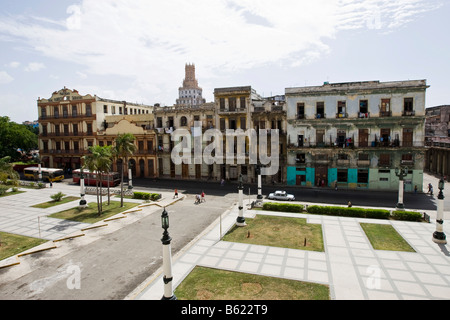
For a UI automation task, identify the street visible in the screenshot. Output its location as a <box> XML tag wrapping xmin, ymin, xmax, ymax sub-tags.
<box><xmin>0</xmin><ymin>184</ymin><xmax>238</xmax><ymax>300</ymax></box>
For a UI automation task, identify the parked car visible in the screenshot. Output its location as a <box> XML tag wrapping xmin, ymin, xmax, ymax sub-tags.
<box><xmin>267</xmin><ymin>190</ymin><xmax>295</xmax><ymax>201</ymax></box>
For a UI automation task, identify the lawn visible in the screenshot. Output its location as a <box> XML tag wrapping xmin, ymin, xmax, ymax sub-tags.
<box><xmin>31</xmin><ymin>196</ymin><xmax>79</xmax><ymax>208</ymax></box>
<box><xmin>360</xmin><ymin>223</ymin><xmax>415</xmax><ymax>252</ymax></box>
<box><xmin>0</xmin><ymin>232</ymin><xmax>47</xmax><ymax>260</ymax></box>
<box><xmin>174</xmin><ymin>266</ymin><xmax>330</xmax><ymax>300</ymax></box>
<box><xmin>223</xmin><ymin>215</ymin><xmax>324</xmax><ymax>252</ymax></box>
<box><xmin>48</xmin><ymin>201</ymin><xmax>139</xmax><ymax>224</ymax></box>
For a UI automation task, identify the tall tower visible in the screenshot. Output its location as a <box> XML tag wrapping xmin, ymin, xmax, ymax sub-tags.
<box><xmin>176</xmin><ymin>63</ymin><xmax>206</xmax><ymax>108</ymax></box>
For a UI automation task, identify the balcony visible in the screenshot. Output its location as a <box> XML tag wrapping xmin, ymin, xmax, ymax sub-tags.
<box><xmin>379</xmin><ymin>111</ymin><xmax>392</xmax><ymax>117</ymax></box>
<box><xmin>218</xmin><ymin>107</ymin><xmax>247</xmax><ymax>114</ymax></box>
<box><xmin>336</xmin><ymin>113</ymin><xmax>348</xmax><ymax>118</ymax></box>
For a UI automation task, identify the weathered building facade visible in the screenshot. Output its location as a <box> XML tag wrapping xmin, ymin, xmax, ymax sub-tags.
<box><xmin>425</xmin><ymin>105</ymin><xmax>450</xmax><ymax>181</ymax></box>
<box><xmin>154</xmin><ymin>103</ymin><xmax>215</xmax><ymax>180</ymax></box>
<box><xmin>285</xmin><ymin>80</ymin><xmax>428</xmax><ymax>191</ymax></box>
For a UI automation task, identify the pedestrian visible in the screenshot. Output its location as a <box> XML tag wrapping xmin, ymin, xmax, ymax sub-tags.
<box><xmin>201</xmin><ymin>190</ymin><xmax>205</xmax><ymax>202</ymax></box>
<box><xmin>220</xmin><ymin>178</ymin><xmax>224</xmax><ymax>186</ymax></box>
<box><xmin>428</xmin><ymin>183</ymin><xmax>433</xmax><ymax>195</ymax></box>
<box><xmin>348</xmin><ymin>201</ymin><xmax>352</xmax><ymax>207</ymax></box>
<box><xmin>49</xmin><ymin>180</ymin><xmax>53</xmax><ymax>188</ymax></box>
<box><xmin>195</xmin><ymin>194</ymin><xmax>201</xmax><ymax>204</ymax></box>
<box><xmin>414</xmin><ymin>185</ymin><xmax>417</xmax><ymax>193</ymax></box>
<box><xmin>174</xmin><ymin>188</ymin><xmax>178</xmax><ymax>199</ymax></box>
<box><xmin>334</xmin><ymin>181</ymin><xmax>338</xmax><ymax>191</ymax></box>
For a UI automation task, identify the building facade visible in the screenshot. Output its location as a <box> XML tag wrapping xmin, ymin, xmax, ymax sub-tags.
<box><xmin>285</xmin><ymin>80</ymin><xmax>428</xmax><ymax>191</ymax></box>
<box><xmin>154</xmin><ymin>103</ymin><xmax>215</xmax><ymax>180</ymax></box>
<box><xmin>213</xmin><ymin>86</ymin><xmax>287</xmax><ymax>183</ymax></box>
<box><xmin>425</xmin><ymin>105</ymin><xmax>450</xmax><ymax>181</ymax></box>
<box><xmin>38</xmin><ymin>88</ymin><xmax>154</xmax><ymax>173</ymax></box>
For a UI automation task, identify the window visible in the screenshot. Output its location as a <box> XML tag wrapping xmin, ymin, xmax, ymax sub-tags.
<box><xmin>54</xmin><ymin>106</ymin><xmax>59</xmax><ymax>118</ymax></box>
<box><xmin>380</xmin><ymin>99</ymin><xmax>391</xmax><ymax>116</ymax></box>
<box><xmin>337</xmin><ymin>101</ymin><xmax>346</xmax><ymax>117</ymax></box>
<box><xmin>72</xmin><ymin>105</ymin><xmax>77</xmax><ymax>117</ymax></box>
<box><xmin>401</xmin><ymin>154</ymin><xmax>413</xmax><ymax>165</ymax></box>
<box><xmin>87</xmin><ymin>123</ymin><xmax>93</xmax><ymax>135</ymax></box>
<box><xmin>316</xmin><ymin>102</ymin><xmax>325</xmax><ymax>118</ymax></box>
<box><xmin>220</xmin><ymin>98</ymin><xmax>225</xmax><ymax>110</ymax></box>
<box><xmin>86</xmin><ymin>104</ymin><xmax>92</xmax><ymax>116</ymax></box>
<box><xmin>337</xmin><ymin>153</ymin><xmax>348</xmax><ymax>160</ymax></box>
<box><xmin>297</xmin><ymin>103</ymin><xmax>305</xmax><ymax>119</ymax></box>
<box><xmin>404</xmin><ymin>98</ymin><xmax>414</xmax><ymax>115</ymax></box>
<box><xmin>240</xmin><ymin>97</ymin><xmax>246</xmax><ymax>109</ymax></box>
<box><xmin>220</xmin><ymin>118</ymin><xmax>226</xmax><ymax>131</ymax></box>
<box><xmin>296</xmin><ymin>153</ymin><xmax>306</xmax><ymax>164</ymax></box>
<box><xmin>41</xmin><ymin>107</ymin><xmax>47</xmax><ymax>118</ymax></box>
<box><xmin>357</xmin><ymin>169</ymin><xmax>369</xmax><ymax>183</ymax></box>
<box><xmin>103</xmin><ymin>105</ymin><xmax>108</xmax><ymax>113</ymax></box>
<box><xmin>180</xmin><ymin>116</ymin><xmax>187</xmax><ymax>126</ymax></box>
<box><xmin>63</xmin><ymin>106</ymin><xmax>68</xmax><ymax>118</ymax></box>
<box><xmin>379</xmin><ymin>154</ymin><xmax>390</xmax><ymax>166</ymax></box>
<box><xmin>359</xmin><ymin>100</ymin><xmax>368</xmax><ymax>117</ymax></box>
<box><xmin>316</xmin><ymin>129</ymin><xmax>325</xmax><ymax>145</ymax></box>
<box><xmin>157</xmin><ymin>117</ymin><xmax>163</xmax><ymax>128</ymax></box>
<box><xmin>240</xmin><ymin>117</ymin><xmax>246</xmax><ymax>130</ymax></box>
<box><xmin>229</xmin><ymin>97</ymin><xmax>236</xmax><ymax>111</ymax></box>
<box><xmin>337</xmin><ymin>169</ymin><xmax>348</xmax><ymax>182</ymax></box>
<box><xmin>358</xmin><ymin>153</ymin><xmax>369</xmax><ymax>161</ymax></box>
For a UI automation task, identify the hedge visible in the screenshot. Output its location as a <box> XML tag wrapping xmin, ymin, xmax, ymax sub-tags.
<box><xmin>306</xmin><ymin>205</ymin><xmax>390</xmax><ymax>220</ymax></box>
<box><xmin>133</xmin><ymin>192</ymin><xmax>161</xmax><ymax>201</ymax></box>
<box><xmin>262</xmin><ymin>202</ymin><xmax>303</xmax><ymax>213</ymax></box>
<box><xmin>391</xmin><ymin>210</ymin><xmax>423</xmax><ymax>222</ymax></box>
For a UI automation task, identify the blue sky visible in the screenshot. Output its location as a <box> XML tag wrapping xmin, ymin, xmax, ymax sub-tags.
<box><xmin>0</xmin><ymin>0</ymin><xmax>448</xmax><ymax>123</ymax></box>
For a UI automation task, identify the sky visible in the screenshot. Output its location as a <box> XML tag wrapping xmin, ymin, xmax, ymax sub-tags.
<box><xmin>0</xmin><ymin>0</ymin><xmax>448</xmax><ymax>124</ymax></box>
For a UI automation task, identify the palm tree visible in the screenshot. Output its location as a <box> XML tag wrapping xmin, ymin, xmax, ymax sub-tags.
<box><xmin>82</xmin><ymin>145</ymin><xmax>112</xmax><ymax>215</ymax></box>
<box><xmin>113</xmin><ymin>133</ymin><xmax>136</xmax><ymax>207</ymax></box>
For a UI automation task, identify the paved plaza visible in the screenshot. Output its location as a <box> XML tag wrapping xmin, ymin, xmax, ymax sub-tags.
<box><xmin>1</xmin><ymin>174</ymin><xmax>449</xmax><ymax>300</ymax></box>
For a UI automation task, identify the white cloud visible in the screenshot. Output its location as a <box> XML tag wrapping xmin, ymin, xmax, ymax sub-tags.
<box><xmin>25</xmin><ymin>62</ymin><xmax>46</xmax><ymax>72</ymax></box>
<box><xmin>0</xmin><ymin>0</ymin><xmax>442</xmax><ymax>103</ymax></box>
<box><xmin>0</xmin><ymin>71</ymin><xmax>14</xmax><ymax>84</ymax></box>
<box><xmin>6</xmin><ymin>61</ymin><xmax>20</xmax><ymax>68</ymax></box>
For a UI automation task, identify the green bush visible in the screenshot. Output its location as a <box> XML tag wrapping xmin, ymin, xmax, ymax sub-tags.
<box><xmin>391</xmin><ymin>210</ymin><xmax>423</xmax><ymax>222</ymax></box>
<box><xmin>133</xmin><ymin>192</ymin><xmax>161</xmax><ymax>201</ymax></box>
<box><xmin>50</xmin><ymin>192</ymin><xmax>66</xmax><ymax>202</ymax></box>
<box><xmin>262</xmin><ymin>202</ymin><xmax>303</xmax><ymax>213</ymax></box>
<box><xmin>306</xmin><ymin>205</ymin><xmax>390</xmax><ymax>220</ymax></box>
<box><xmin>0</xmin><ymin>185</ymin><xmax>9</xmax><ymax>196</ymax></box>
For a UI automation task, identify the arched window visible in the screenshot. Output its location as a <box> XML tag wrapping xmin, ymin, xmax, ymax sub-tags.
<box><xmin>180</xmin><ymin>116</ymin><xmax>188</xmax><ymax>127</ymax></box>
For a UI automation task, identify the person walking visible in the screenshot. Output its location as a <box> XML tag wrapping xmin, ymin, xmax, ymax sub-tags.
<box><xmin>174</xmin><ymin>189</ymin><xmax>178</xmax><ymax>199</ymax></box>
<box><xmin>201</xmin><ymin>191</ymin><xmax>205</xmax><ymax>202</ymax></box>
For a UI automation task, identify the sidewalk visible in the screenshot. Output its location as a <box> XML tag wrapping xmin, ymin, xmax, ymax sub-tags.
<box><xmin>0</xmin><ymin>182</ymin><xmax>175</xmax><ymax>241</ymax></box>
<box><xmin>129</xmin><ymin>200</ymin><xmax>450</xmax><ymax>300</ymax></box>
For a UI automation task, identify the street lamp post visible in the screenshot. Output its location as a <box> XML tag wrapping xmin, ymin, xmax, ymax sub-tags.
<box><xmin>161</xmin><ymin>208</ymin><xmax>176</xmax><ymax>300</ymax></box>
<box><xmin>432</xmin><ymin>178</ymin><xmax>447</xmax><ymax>244</ymax></box>
<box><xmin>128</xmin><ymin>161</ymin><xmax>133</xmax><ymax>190</ymax></box>
<box><xmin>236</xmin><ymin>174</ymin><xmax>246</xmax><ymax>227</ymax></box>
<box><xmin>395</xmin><ymin>167</ymin><xmax>408</xmax><ymax>209</ymax></box>
<box><xmin>255</xmin><ymin>165</ymin><xmax>263</xmax><ymax>208</ymax></box>
<box><xmin>79</xmin><ymin>167</ymin><xmax>87</xmax><ymax>208</ymax></box>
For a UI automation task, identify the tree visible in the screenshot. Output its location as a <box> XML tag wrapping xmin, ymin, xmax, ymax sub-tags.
<box><xmin>82</xmin><ymin>145</ymin><xmax>112</xmax><ymax>215</ymax></box>
<box><xmin>0</xmin><ymin>117</ymin><xmax>37</xmax><ymax>160</ymax></box>
<box><xmin>0</xmin><ymin>156</ymin><xmax>19</xmax><ymax>185</ymax></box>
<box><xmin>113</xmin><ymin>133</ymin><xmax>136</xmax><ymax>207</ymax></box>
